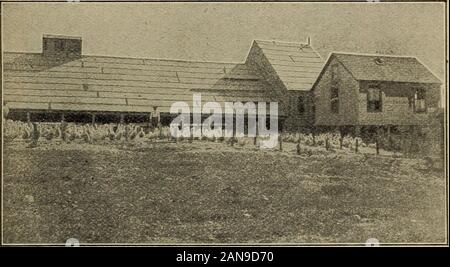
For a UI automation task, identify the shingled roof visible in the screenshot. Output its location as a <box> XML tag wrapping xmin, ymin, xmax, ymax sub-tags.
<box><xmin>327</xmin><ymin>53</ymin><xmax>442</xmax><ymax>84</ymax></box>
<box><xmin>3</xmin><ymin>52</ymin><xmax>277</xmax><ymax>114</ymax></box>
<box><xmin>251</xmin><ymin>40</ymin><xmax>324</xmax><ymax>91</ymax></box>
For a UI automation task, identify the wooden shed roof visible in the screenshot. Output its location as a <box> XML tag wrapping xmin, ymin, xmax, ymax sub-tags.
<box><xmin>253</xmin><ymin>40</ymin><xmax>324</xmax><ymax>91</ymax></box>
<box><xmin>331</xmin><ymin>53</ymin><xmax>441</xmax><ymax>84</ymax></box>
<box><xmin>3</xmin><ymin>52</ymin><xmax>278</xmax><ymax>114</ymax></box>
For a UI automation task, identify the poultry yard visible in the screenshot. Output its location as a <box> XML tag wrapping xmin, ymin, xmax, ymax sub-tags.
<box><xmin>2</xmin><ymin>121</ymin><xmax>447</xmax><ymax>244</ymax></box>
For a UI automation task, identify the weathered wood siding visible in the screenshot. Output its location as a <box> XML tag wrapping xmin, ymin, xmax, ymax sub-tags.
<box><xmin>357</xmin><ymin>81</ymin><xmax>441</xmax><ymax>125</ymax></box>
<box><xmin>313</xmin><ymin>57</ymin><xmax>359</xmax><ymax>126</ymax></box>
<box><xmin>283</xmin><ymin>91</ymin><xmax>315</xmax><ymax>131</ymax></box>
<box><xmin>245</xmin><ymin>42</ymin><xmax>289</xmax><ymax>116</ymax></box>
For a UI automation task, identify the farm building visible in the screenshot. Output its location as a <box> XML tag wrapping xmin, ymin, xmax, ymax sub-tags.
<box><xmin>2</xmin><ymin>34</ymin><xmax>442</xmax><ymax>134</ymax></box>
<box><xmin>311</xmin><ymin>52</ymin><xmax>442</xmax><ymax>135</ymax></box>
<box><xmin>2</xmin><ymin>35</ymin><xmax>323</xmax><ymax>131</ymax></box>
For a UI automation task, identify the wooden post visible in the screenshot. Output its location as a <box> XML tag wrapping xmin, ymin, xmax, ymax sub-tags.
<box><xmin>61</xmin><ymin>113</ymin><xmax>65</xmax><ymax>122</ymax></box>
<box><xmin>91</xmin><ymin>113</ymin><xmax>96</xmax><ymax>125</ymax></box>
<box><xmin>148</xmin><ymin>112</ymin><xmax>152</xmax><ymax>128</ymax></box>
<box><xmin>312</xmin><ymin>128</ymin><xmax>316</xmax><ymax>146</ymax></box>
<box><xmin>31</xmin><ymin>122</ymin><xmax>39</xmax><ymax>147</ymax></box>
<box><xmin>355</xmin><ymin>138</ymin><xmax>359</xmax><ymax>153</ymax></box>
<box><xmin>189</xmin><ymin>125</ymin><xmax>193</xmax><ymax>143</ymax></box>
<box><xmin>408</xmin><ymin>125</ymin><xmax>414</xmax><ymax>154</ymax></box>
<box><xmin>253</xmin><ymin>118</ymin><xmax>258</xmax><ymax>146</ymax></box>
<box><xmin>231</xmin><ymin>126</ymin><xmax>235</xmax><ymax>146</ymax></box>
<box><xmin>387</xmin><ymin>125</ymin><xmax>392</xmax><ymax>150</ymax></box>
<box><xmin>354</xmin><ymin>125</ymin><xmax>361</xmax><ymax>137</ymax></box>
<box><xmin>376</xmin><ymin>136</ymin><xmax>379</xmax><ymax>155</ymax></box>
<box><xmin>297</xmin><ymin>141</ymin><xmax>301</xmax><ymax>155</ymax></box>
<box><xmin>339</xmin><ymin>126</ymin><xmax>343</xmax><ymax>149</ymax></box>
<box><xmin>279</xmin><ymin>134</ymin><xmax>283</xmax><ymax>151</ymax></box>
<box><xmin>26</xmin><ymin>112</ymin><xmax>31</xmax><ymax>123</ymax></box>
<box><xmin>120</xmin><ymin>114</ymin><xmax>125</xmax><ymax>124</ymax></box>
<box><xmin>325</xmin><ymin>138</ymin><xmax>329</xmax><ymax>151</ymax></box>
<box><xmin>153</xmin><ymin>107</ymin><xmax>160</xmax><ymax>130</ymax></box>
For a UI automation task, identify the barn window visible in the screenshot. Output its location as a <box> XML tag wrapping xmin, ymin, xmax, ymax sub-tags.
<box><xmin>414</xmin><ymin>88</ymin><xmax>426</xmax><ymax>113</ymax></box>
<box><xmin>367</xmin><ymin>86</ymin><xmax>382</xmax><ymax>112</ymax></box>
<box><xmin>298</xmin><ymin>95</ymin><xmax>305</xmax><ymax>114</ymax></box>
<box><xmin>331</xmin><ymin>64</ymin><xmax>338</xmax><ymax>85</ymax></box>
<box><xmin>54</xmin><ymin>39</ymin><xmax>65</xmax><ymax>52</ymax></box>
<box><xmin>330</xmin><ymin>86</ymin><xmax>339</xmax><ymax>113</ymax></box>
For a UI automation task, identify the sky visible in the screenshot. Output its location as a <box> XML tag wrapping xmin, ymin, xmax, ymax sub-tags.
<box><xmin>2</xmin><ymin>2</ymin><xmax>446</xmax><ymax>84</ymax></box>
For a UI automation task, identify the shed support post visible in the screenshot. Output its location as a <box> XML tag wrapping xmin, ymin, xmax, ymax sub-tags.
<box><xmin>375</xmin><ymin>128</ymin><xmax>380</xmax><ymax>155</ymax></box>
<box><xmin>148</xmin><ymin>112</ymin><xmax>152</xmax><ymax>128</ymax></box>
<box><xmin>410</xmin><ymin>125</ymin><xmax>416</xmax><ymax>153</ymax></box>
<box><xmin>26</xmin><ymin>112</ymin><xmax>31</xmax><ymax>123</ymax></box>
<box><xmin>254</xmin><ymin>117</ymin><xmax>258</xmax><ymax>146</ymax></box>
<box><xmin>120</xmin><ymin>114</ymin><xmax>125</xmax><ymax>124</ymax></box>
<box><xmin>91</xmin><ymin>113</ymin><xmax>96</xmax><ymax>125</ymax></box>
<box><xmin>354</xmin><ymin>125</ymin><xmax>361</xmax><ymax>137</ymax></box>
<box><xmin>339</xmin><ymin>126</ymin><xmax>344</xmax><ymax>149</ymax></box>
<box><xmin>312</xmin><ymin>127</ymin><xmax>316</xmax><ymax>146</ymax></box>
<box><xmin>61</xmin><ymin>113</ymin><xmax>65</xmax><ymax>123</ymax></box>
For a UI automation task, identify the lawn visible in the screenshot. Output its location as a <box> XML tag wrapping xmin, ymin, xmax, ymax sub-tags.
<box><xmin>2</xmin><ymin>139</ymin><xmax>446</xmax><ymax>244</ymax></box>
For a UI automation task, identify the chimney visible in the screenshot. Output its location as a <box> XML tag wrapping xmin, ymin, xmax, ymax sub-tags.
<box><xmin>42</xmin><ymin>34</ymin><xmax>82</xmax><ymax>58</ymax></box>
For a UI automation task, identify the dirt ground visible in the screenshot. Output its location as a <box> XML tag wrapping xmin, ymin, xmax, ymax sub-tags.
<box><xmin>2</xmin><ymin>139</ymin><xmax>447</xmax><ymax>244</ymax></box>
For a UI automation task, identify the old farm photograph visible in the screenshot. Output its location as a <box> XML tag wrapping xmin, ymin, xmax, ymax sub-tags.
<box><xmin>1</xmin><ymin>2</ymin><xmax>447</xmax><ymax>245</ymax></box>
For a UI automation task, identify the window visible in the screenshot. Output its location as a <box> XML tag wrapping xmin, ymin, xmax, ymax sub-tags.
<box><xmin>414</xmin><ymin>88</ymin><xmax>426</xmax><ymax>113</ymax></box>
<box><xmin>56</xmin><ymin>40</ymin><xmax>65</xmax><ymax>51</ymax></box>
<box><xmin>331</xmin><ymin>64</ymin><xmax>338</xmax><ymax>85</ymax></box>
<box><xmin>330</xmin><ymin>86</ymin><xmax>339</xmax><ymax>113</ymax></box>
<box><xmin>298</xmin><ymin>95</ymin><xmax>305</xmax><ymax>114</ymax></box>
<box><xmin>367</xmin><ymin>85</ymin><xmax>382</xmax><ymax>112</ymax></box>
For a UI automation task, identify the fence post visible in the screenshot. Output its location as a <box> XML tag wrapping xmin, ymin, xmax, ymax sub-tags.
<box><xmin>297</xmin><ymin>141</ymin><xmax>301</xmax><ymax>155</ymax></box>
<box><xmin>355</xmin><ymin>138</ymin><xmax>359</xmax><ymax>153</ymax></box>
<box><xmin>279</xmin><ymin>134</ymin><xmax>283</xmax><ymax>151</ymax></box>
<box><xmin>325</xmin><ymin>138</ymin><xmax>329</xmax><ymax>151</ymax></box>
<box><xmin>376</xmin><ymin>136</ymin><xmax>379</xmax><ymax>155</ymax></box>
<box><xmin>387</xmin><ymin>125</ymin><xmax>392</xmax><ymax>150</ymax></box>
<box><xmin>231</xmin><ymin>127</ymin><xmax>235</xmax><ymax>146</ymax></box>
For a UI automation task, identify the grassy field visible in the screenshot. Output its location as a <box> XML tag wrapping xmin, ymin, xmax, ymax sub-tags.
<box><xmin>2</xmin><ymin>139</ymin><xmax>446</xmax><ymax>244</ymax></box>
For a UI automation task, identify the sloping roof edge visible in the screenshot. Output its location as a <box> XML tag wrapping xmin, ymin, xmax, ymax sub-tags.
<box><xmin>311</xmin><ymin>52</ymin><xmax>442</xmax><ymax>91</ymax></box>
